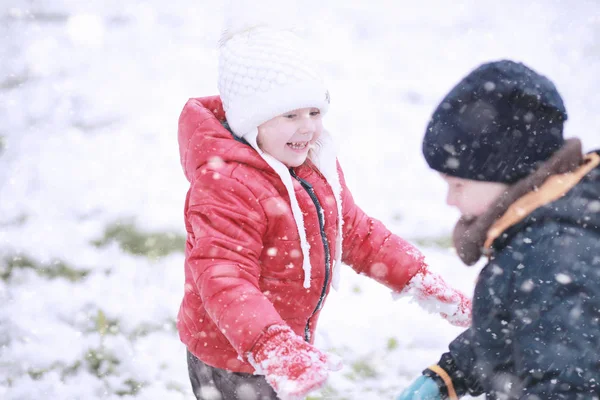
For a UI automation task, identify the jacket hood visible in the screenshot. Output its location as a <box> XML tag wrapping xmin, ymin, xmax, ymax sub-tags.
<box><xmin>489</xmin><ymin>151</ymin><xmax>600</xmax><ymax>254</ymax></box>
<box><xmin>509</xmin><ymin>153</ymin><xmax>600</xmax><ymax>239</ymax></box>
<box><xmin>177</xmin><ymin>96</ymin><xmax>268</xmax><ymax>182</ymax></box>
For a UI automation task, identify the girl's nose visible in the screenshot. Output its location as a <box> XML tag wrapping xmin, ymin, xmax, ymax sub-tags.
<box><xmin>298</xmin><ymin>118</ymin><xmax>315</xmax><ymax>134</ymax></box>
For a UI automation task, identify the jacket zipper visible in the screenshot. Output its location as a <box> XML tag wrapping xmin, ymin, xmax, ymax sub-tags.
<box><xmin>289</xmin><ymin>169</ymin><xmax>331</xmax><ymax>342</ymax></box>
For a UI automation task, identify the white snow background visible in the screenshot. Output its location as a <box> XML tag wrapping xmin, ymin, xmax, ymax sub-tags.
<box><xmin>1</xmin><ymin>0</ymin><xmax>599</xmax><ymax>399</ymax></box>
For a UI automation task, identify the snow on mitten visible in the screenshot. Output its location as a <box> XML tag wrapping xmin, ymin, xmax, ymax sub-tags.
<box><xmin>248</xmin><ymin>325</ymin><xmax>342</xmax><ymax>400</ymax></box>
<box><xmin>395</xmin><ymin>268</ymin><xmax>472</xmax><ymax>327</ymax></box>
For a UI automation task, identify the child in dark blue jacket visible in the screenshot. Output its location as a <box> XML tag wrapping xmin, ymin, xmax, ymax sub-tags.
<box><xmin>397</xmin><ymin>60</ymin><xmax>600</xmax><ymax>400</ymax></box>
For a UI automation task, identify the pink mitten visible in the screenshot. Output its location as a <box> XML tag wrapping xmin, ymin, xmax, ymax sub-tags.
<box><xmin>397</xmin><ymin>268</ymin><xmax>472</xmax><ymax>327</ymax></box>
<box><xmin>248</xmin><ymin>325</ymin><xmax>342</xmax><ymax>400</ymax></box>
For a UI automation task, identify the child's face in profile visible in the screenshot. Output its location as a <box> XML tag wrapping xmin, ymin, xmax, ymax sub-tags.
<box><xmin>257</xmin><ymin>107</ymin><xmax>323</xmax><ymax>167</ymax></box>
<box><xmin>441</xmin><ymin>174</ymin><xmax>508</xmax><ymax>218</ymax></box>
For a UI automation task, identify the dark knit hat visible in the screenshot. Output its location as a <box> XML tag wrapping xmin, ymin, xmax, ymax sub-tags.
<box><xmin>422</xmin><ymin>60</ymin><xmax>568</xmax><ymax>183</ymax></box>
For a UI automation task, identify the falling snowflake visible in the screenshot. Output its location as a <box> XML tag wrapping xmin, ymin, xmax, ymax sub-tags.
<box><xmin>555</xmin><ymin>273</ymin><xmax>572</xmax><ymax>285</ymax></box>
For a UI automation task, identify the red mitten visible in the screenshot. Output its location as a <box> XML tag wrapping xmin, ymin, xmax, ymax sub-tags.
<box><xmin>248</xmin><ymin>325</ymin><xmax>342</xmax><ymax>400</ymax></box>
<box><xmin>396</xmin><ymin>268</ymin><xmax>472</xmax><ymax>327</ymax></box>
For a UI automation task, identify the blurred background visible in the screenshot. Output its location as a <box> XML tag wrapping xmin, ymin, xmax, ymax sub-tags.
<box><xmin>1</xmin><ymin>0</ymin><xmax>599</xmax><ymax>398</ymax></box>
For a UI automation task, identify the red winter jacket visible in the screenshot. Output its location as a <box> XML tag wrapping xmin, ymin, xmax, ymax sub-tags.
<box><xmin>177</xmin><ymin>96</ymin><xmax>426</xmax><ymax>373</ymax></box>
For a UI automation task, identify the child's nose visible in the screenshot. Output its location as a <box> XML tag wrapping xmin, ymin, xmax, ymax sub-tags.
<box><xmin>298</xmin><ymin>119</ymin><xmax>315</xmax><ymax>133</ymax></box>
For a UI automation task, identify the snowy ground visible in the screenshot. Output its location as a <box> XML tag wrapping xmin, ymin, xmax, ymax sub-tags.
<box><xmin>1</xmin><ymin>0</ymin><xmax>599</xmax><ymax>399</ymax></box>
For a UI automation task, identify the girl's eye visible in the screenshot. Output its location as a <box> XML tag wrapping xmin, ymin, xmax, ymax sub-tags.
<box><xmin>310</xmin><ymin>110</ymin><xmax>321</xmax><ymax>116</ymax></box>
<box><xmin>284</xmin><ymin>114</ymin><xmax>296</xmax><ymax>119</ymax></box>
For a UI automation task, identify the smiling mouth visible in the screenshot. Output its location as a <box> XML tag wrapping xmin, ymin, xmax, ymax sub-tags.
<box><xmin>287</xmin><ymin>141</ymin><xmax>309</xmax><ymax>150</ymax></box>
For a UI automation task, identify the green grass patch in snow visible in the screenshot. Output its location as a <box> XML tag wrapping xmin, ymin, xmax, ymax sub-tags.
<box><xmin>92</xmin><ymin>220</ymin><xmax>185</xmax><ymax>260</ymax></box>
<box><xmin>344</xmin><ymin>357</ymin><xmax>379</xmax><ymax>382</ymax></box>
<box><xmin>1</xmin><ymin>254</ymin><xmax>89</xmax><ymax>282</ymax></box>
<box><xmin>413</xmin><ymin>234</ymin><xmax>453</xmax><ymax>249</ymax></box>
<box><xmin>387</xmin><ymin>337</ymin><xmax>399</xmax><ymax>351</ymax></box>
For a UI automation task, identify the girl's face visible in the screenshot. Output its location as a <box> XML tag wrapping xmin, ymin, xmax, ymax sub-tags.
<box><xmin>257</xmin><ymin>107</ymin><xmax>323</xmax><ymax>168</ymax></box>
<box><xmin>441</xmin><ymin>174</ymin><xmax>509</xmax><ymax>218</ymax></box>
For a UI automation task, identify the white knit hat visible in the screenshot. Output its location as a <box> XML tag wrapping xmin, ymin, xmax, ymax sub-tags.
<box><xmin>218</xmin><ymin>26</ymin><xmax>330</xmax><ymax>138</ymax></box>
<box><xmin>217</xmin><ymin>19</ymin><xmax>342</xmax><ymax>289</ymax></box>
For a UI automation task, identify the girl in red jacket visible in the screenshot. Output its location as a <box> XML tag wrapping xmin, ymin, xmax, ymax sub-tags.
<box><xmin>177</xmin><ymin>23</ymin><xmax>471</xmax><ymax>400</ymax></box>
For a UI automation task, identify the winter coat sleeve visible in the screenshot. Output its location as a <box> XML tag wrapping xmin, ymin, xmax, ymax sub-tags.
<box><xmin>338</xmin><ymin>164</ymin><xmax>426</xmax><ymax>291</ymax></box>
<box><xmin>186</xmin><ymin>171</ymin><xmax>286</xmax><ymax>357</ymax></box>
<box><xmin>423</xmin><ymin>245</ymin><xmax>520</xmax><ymax>398</ymax></box>
<box><xmin>506</xmin><ymin>227</ymin><xmax>600</xmax><ymax>399</ymax></box>
<box><xmin>422</xmin><ymin>331</ymin><xmax>485</xmax><ymax>399</ymax></box>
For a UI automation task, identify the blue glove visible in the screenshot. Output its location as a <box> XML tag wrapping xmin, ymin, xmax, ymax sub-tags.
<box><xmin>396</xmin><ymin>375</ymin><xmax>441</xmax><ymax>400</ymax></box>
